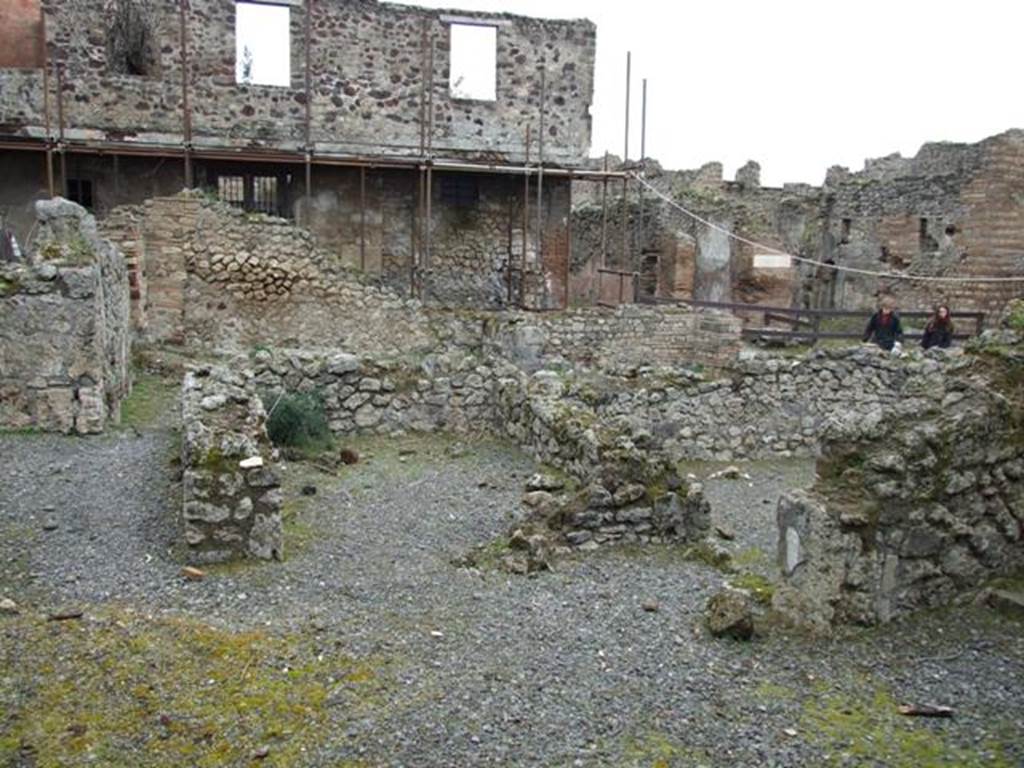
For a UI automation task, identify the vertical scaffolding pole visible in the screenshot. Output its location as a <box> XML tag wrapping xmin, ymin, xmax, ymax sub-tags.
<box><xmin>638</xmin><ymin>78</ymin><xmax>647</xmax><ymax>265</ymax></box>
<box><xmin>41</xmin><ymin>11</ymin><xmax>54</xmax><ymax>197</ymax></box>
<box><xmin>179</xmin><ymin>0</ymin><xmax>193</xmax><ymax>189</ymax></box>
<box><xmin>564</xmin><ymin>174</ymin><xmax>572</xmax><ymax>309</ymax></box>
<box><xmin>620</xmin><ymin>52</ymin><xmax>630</xmax><ymax>272</ymax></box>
<box><xmin>418</xmin><ymin>20</ymin><xmax>428</xmax><ymax>155</ymax></box>
<box><xmin>359</xmin><ymin>165</ymin><xmax>367</xmax><ymax>272</ymax></box>
<box><xmin>521</xmin><ymin>125</ymin><xmax>530</xmax><ymax>308</ymax></box>
<box><xmin>303</xmin><ymin>0</ymin><xmax>314</xmax><ymax>221</ymax></box>
<box><xmin>56</xmin><ymin>63</ymin><xmax>66</xmax><ymax>195</ymax></box>
<box><xmin>600</xmin><ymin>151</ymin><xmax>608</xmax><ymax>270</ymax></box>
<box><xmin>424</xmin><ymin>35</ymin><xmax>434</xmax><ymax>271</ymax></box>
<box><xmin>536</xmin><ymin>67</ymin><xmax>546</xmax><ymax>279</ymax></box>
<box><xmin>414</xmin><ymin>166</ymin><xmax>424</xmax><ymax>297</ymax></box>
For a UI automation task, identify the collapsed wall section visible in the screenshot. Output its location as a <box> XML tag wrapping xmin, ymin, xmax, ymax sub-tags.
<box><xmin>0</xmin><ymin>199</ymin><xmax>130</xmax><ymax>433</ymax></box>
<box><xmin>772</xmin><ymin>326</ymin><xmax>1024</xmax><ymax>629</ymax></box>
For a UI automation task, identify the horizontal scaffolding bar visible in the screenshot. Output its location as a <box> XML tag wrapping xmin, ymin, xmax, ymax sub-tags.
<box><xmin>0</xmin><ymin>138</ymin><xmax>627</xmax><ymax>180</ymax></box>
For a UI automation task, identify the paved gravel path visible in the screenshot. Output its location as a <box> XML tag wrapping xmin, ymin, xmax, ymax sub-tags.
<box><xmin>2</xmin><ymin>422</ymin><xmax>1022</xmax><ymax>767</ymax></box>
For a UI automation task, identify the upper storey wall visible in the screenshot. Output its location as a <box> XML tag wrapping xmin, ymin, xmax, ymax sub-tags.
<box><xmin>0</xmin><ymin>0</ymin><xmax>595</xmax><ymax>166</ymax></box>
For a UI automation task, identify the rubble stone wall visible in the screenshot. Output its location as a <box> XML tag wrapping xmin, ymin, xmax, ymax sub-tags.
<box><xmin>181</xmin><ymin>365</ymin><xmax>283</xmax><ymax>564</ymax></box>
<box><xmin>626</xmin><ymin>346</ymin><xmax>931</xmax><ymax>462</ymax></box>
<box><xmin>773</xmin><ymin>330</ymin><xmax>1024</xmax><ymax>629</ymax></box>
<box><xmin>495</xmin><ymin>304</ymin><xmax>742</xmax><ymax>371</ymax></box>
<box><xmin>0</xmin><ymin>199</ymin><xmax>130</xmax><ymax>433</ymax></box>
<box><xmin>130</xmin><ymin>193</ymin><xmax>432</xmax><ymax>354</ymax></box>
<box><xmin>10</xmin><ymin>0</ymin><xmax>594</xmax><ymax>165</ymax></box>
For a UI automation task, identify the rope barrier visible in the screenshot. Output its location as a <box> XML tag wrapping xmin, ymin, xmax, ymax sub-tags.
<box><xmin>630</xmin><ymin>173</ymin><xmax>1024</xmax><ymax>285</ymax></box>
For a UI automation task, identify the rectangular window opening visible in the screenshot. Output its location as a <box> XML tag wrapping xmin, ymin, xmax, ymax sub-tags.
<box><xmin>449</xmin><ymin>24</ymin><xmax>496</xmax><ymax>101</ymax></box>
<box><xmin>440</xmin><ymin>174</ymin><xmax>480</xmax><ymax>208</ymax></box>
<box><xmin>840</xmin><ymin>218</ymin><xmax>852</xmax><ymax>244</ymax></box>
<box><xmin>235</xmin><ymin>1</ymin><xmax>291</xmax><ymax>87</ymax></box>
<box><xmin>66</xmin><ymin>179</ymin><xmax>94</xmax><ymax>210</ymax></box>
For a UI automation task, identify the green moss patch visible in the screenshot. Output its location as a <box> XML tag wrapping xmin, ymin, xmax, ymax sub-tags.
<box><xmin>0</xmin><ymin>607</ymin><xmax>389</xmax><ymax>767</ymax></box>
<box><xmin>119</xmin><ymin>371</ymin><xmax>180</xmax><ymax>430</ymax></box>
<box><xmin>801</xmin><ymin>683</ymin><xmax>1014</xmax><ymax>767</ymax></box>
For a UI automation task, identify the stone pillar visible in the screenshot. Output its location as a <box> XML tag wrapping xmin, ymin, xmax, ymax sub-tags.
<box><xmin>181</xmin><ymin>365</ymin><xmax>283</xmax><ymax>563</ymax></box>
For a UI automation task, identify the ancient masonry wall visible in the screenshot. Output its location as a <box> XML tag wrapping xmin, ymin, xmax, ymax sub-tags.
<box><xmin>3</xmin><ymin>0</ymin><xmax>594</xmax><ymax>165</ymax></box>
<box><xmin>496</xmin><ymin>304</ymin><xmax>742</xmax><ymax>370</ymax></box>
<box><xmin>814</xmin><ymin>131</ymin><xmax>1024</xmax><ymax>315</ymax></box>
<box><xmin>181</xmin><ymin>365</ymin><xmax>283</xmax><ymax>563</ymax></box>
<box><xmin>621</xmin><ymin>346</ymin><xmax>931</xmax><ymax>462</ymax></box>
<box><xmin>103</xmin><ymin>191</ymin><xmax>742</xmax><ymax>362</ymax></box>
<box><xmin>0</xmin><ymin>199</ymin><xmax>130</xmax><ymax>433</ymax></box>
<box><xmin>129</xmin><ymin>193</ymin><xmax>432</xmax><ymax>353</ymax></box>
<box><xmin>773</xmin><ymin>331</ymin><xmax>1024</xmax><ymax>628</ymax></box>
<box><xmin>248</xmin><ymin>347</ymin><xmax>711</xmax><ymax>550</ymax></box>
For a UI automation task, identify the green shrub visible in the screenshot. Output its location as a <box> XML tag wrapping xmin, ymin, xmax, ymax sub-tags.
<box><xmin>264</xmin><ymin>391</ymin><xmax>331</xmax><ymax>451</ymax></box>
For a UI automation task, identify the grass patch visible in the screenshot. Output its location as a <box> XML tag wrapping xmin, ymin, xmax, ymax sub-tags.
<box><xmin>621</xmin><ymin>729</ymin><xmax>714</xmax><ymax>768</ymax></box>
<box><xmin>119</xmin><ymin>371</ymin><xmax>179</xmax><ymax>430</ymax></box>
<box><xmin>802</xmin><ymin>683</ymin><xmax>1015</xmax><ymax>767</ymax></box>
<box><xmin>728</xmin><ymin>572</ymin><xmax>776</xmax><ymax>605</ymax></box>
<box><xmin>0</xmin><ymin>607</ymin><xmax>390</xmax><ymax>767</ymax></box>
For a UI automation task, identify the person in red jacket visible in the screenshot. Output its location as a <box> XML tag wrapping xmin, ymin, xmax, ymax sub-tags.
<box><xmin>863</xmin><ymin>297</ymin><xmax>904</xmax><ymax>351</ymax></box>
<box><xmin>921</xmin><ymin>304</ymin><xmax>955</xmax><ymax>349</ymax></box>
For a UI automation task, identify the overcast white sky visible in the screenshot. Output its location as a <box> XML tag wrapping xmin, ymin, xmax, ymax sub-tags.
<box><xmin>407</xmin><ymin>0</ymin><xmax>1023</xmax><ymax>186</ymax></box>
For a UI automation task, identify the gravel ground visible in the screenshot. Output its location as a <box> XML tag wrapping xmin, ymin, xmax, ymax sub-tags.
<box><xmin>1</xmin><ymin>412</ymin><xmax>1022</xmax><ymax>767</ymax></box>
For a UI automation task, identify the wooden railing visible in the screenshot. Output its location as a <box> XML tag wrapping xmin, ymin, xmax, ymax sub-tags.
<box><xmin>646</xmin><ymin>297</ymin><xmax>986</xmax><ymax>344</ymax></box>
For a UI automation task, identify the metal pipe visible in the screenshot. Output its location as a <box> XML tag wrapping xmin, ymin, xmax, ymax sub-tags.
<box><xmin>638</xmin><ymin>77</ymin><xmax>647</xmax><ymax>264</ymax></box>
<box><xmin>506</xmin><ymin>180</ymin><xmax>514</xmax><ymax>306</ymax></box>
<box><xmin>623</xmin><ymin>52</ymin><xmax>631</xmax><ymax>161</ymax></box>
<box><xmin>0</xmin><ymin>138</ymin><xmax>628</xmax><ymax>179</ymax></box>
<box><xmin>425</xmin><ymin>164</ymin><xmax>433</xmax><ymax>270</ymax></box>
<box><xmin>521</xmin><ymin>124</ymin><xmax>530</xmax><ymax>309</ymax></box>
<box><xmin>418</xmin><ymin>20</ymin><xmax>427</xmax><ymax>155</ymax></box>
<box><xmin>414</xmin><ymin>165</ymin><xmax>424</xmax><ymax>297</ymax></box>
<box><xmin>536</xmin><ymin>67</ymin><xmax>545</xmax><ymax>276</ymax></box>
<box><xmin>600</xmin><ymin>151</ymin><xmax>608</xmax><ymax>270</ymax></box>
<box><xmin>179</xmin><ymin>0</ymin><xmax>193</xmax><ymax>188</ymax></box>
<box><xmin>426</xmin><ymin>34</ymin><xmax>435</xmax><ymax>154</ymax></box>
<box><xmin>56</xmin><ymin>63</ymin><xmax>66</xmax><ymax>195</ymax></box>
<box><xmin>621</xmin><ymin>51</ymin><xmax>630</xmax><ymax>271</ymax></box>
<box><xmin>359</xmin><ymin>165</ymin><xmax>367</xmax><ymax>271</ymax></box>
<box><xmin>303</xmin><ymin>0</ymin><xmax>314</xmax><ymax>220</ymax></box>
<box><xmin>564</xmin><ymin>174</ymin><xmax>572</xmax><ymax>309</ymax></box>
<box><xmin>41</xmin><ymin>9</ymin><xmax>54</xmax><ymax>197</ymax></box>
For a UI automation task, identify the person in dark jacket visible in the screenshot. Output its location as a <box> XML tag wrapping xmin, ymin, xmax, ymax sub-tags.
<box><xmin>921</xmin><ymin>304</ymin><xmax>955</xmax><ymax>349</ymax></box>
<box><xmin>863</xmin><ymin>298</ymin><xmax>904</xmax><ymax>351</ymax></box>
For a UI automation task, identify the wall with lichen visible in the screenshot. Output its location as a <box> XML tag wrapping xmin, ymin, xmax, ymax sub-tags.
<box><xmin>773</xmin><ymin>327</ymin><xmax>1024</xmax><ymax>628</ymax></box>
<box><xmin>0</xmin><ymin>198</ymin><xmax>131</xmax><ymax>433</ymax></box>
<box><xmin>181</xmin><ymin>365</ymin><xmax>283</xmax><ymax>563</ymax></box>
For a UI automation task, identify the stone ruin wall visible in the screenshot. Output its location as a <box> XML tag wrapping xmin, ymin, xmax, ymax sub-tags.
<box><xmin>0</xmin><ymin>199</ymin><xmax>130</xmax><ymax>433</ymax></box>
<box><xmin>181</xmin><ymin>365</ymin><xmax>283</xmax><ymax>563</ymax></box>
<box><xmin>570</xmin><ymin>130</ymin><xmax>1024</xmax><ymax>318</ymax></box>
<box><xmin>773</xmin><ymin>328</ymin><xmax>1024</xmax><ymax>629</ymax></box>
<box><xmin>4</xmin><ymin>0</ymin><xmax>594</xmax><ymax>166</ymax></box>
<box><xmin>127</xmin><ymin>192</ymin><xmax>432</xmax><ymax>354</ymax></box>
<box><xmin>100</xmin><ymin>190</ymin><xmax>742</xmax><ymax>369</ymax></box>
<box><xmin>814</xmin><ymin>130</ymin><xmax>1024</xmax><ymax>316</ymax></box>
